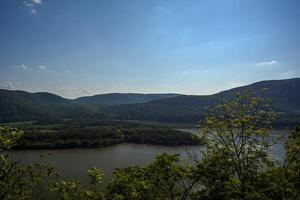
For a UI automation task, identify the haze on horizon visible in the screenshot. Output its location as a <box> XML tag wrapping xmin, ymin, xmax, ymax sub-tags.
<box><xmin>0</xmin><ymin>0</ymin><xmax>299</xmax><ymax>98</ymax></box>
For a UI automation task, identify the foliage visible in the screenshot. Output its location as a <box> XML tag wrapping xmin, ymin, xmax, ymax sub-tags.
<box><xmin>53</xmin><ymin>180</ymin><xmax>87</xmax><ymax>200</ymax></box>
<box><xmin>202</xmin><ymin>90</ymin><xmax>276</xmax><ymax>180</ymax></box>
<box><xmin>0</xmin><ymin>127</ymin><xmax>23</xmax><ymax>150</ymax></box>
<box><xmin>285</xmin><ymin>126</ymin><xmax>300</xmax><ymax>198</ymax></box>
<box><xmin>106</xmin><ymin>153</ymin><xmax>195</xmax><ymax>200</ymax></box>
<box><xmin>190</xmin><ymin>90</ymin><xmax>298</xmax><ymax>200</ymax></box>
<box><xmin>0</xmin><ymin>155</ymin><xmax>30</xmax><ymax>200</ymax></box>
<box><xmin>53</xmin><ymin>167</ymin><xmax>104</xmax><ymax>200</ymax></box>
<box><xmin>13</xmin><ymin>123</ymin><xmax>202</xmax><ymax>150</ymax></box>
<box><xmin>88</xmin><ymin>167</ymin><xmax>104</xmax><ymax>192</ymax></box>
<box><xmin>0</xmin><ymin>126</ymin><xmax>59</xmax><ymax>200</ymax></box>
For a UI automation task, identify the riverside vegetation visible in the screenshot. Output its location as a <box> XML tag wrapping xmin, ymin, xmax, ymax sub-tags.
<box><xmin>8</xmin><ymin>121</ymin><xmax>202</xmax><ymax>149</ymax></box>
<box><xmin>0</xmin><ymin>91</ymin><xmax>300</xmax><ymax>200</ymax></box>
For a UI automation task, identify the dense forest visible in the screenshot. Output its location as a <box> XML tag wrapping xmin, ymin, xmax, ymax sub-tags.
<box><xmin>7</xmin><ymin>121</ymin><xmax>202</xmax><ymax>149</ymax></box>
<box><xmin>1</xmin><ymin>91</ymin><xmax>300</xmax><ymax>200</ymax></box>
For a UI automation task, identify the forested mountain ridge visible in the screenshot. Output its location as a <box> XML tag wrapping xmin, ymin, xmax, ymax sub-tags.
<box><xmin>0</xmin><ymin>78</ymin><xmax>300</xmax><ymax>125</ymax></box>
<box><xmin>74</xmin><ymin>93</ymin><xmax>180</xmax><ymax>106</ymax></box>
<box><xmin>0</xmin><ymin>89</ymin><xmax>75</xmax><ymax>122</ymax></box>
<box><xmin>215</xmin><ymin>78</ymin><xmax>300</xmax><ymax>113</ymax></box>
<box><xmin>0</xmin><ymin>90</ymin><xmax>180</xmax><ymax>122</ymax></box>
<box><xmin>100</xmin><ymin>78</ymin><xmax>300</xmax><ymax>125</ymax></box>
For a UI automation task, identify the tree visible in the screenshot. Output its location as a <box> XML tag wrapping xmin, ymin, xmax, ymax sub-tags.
<box><xmin>0</xmin><ymin>127</ymin><xmax>23</xmax><ymax>151</ymax></box>
<box><xmin>53</xmin><ymin>167</ymin><xmax>104</xmax><ymax>200</ymax></box>
<box><xmin>285</xmin><ymin>126</ymin><xmax>300</xmax><ymax>198</ymax></box>
<box><xmin>53</xmin><ymin>180</ymin><xmax>86</xmax><ymax>200</ymax></box>
<box><xmin>27</xmin><ymin>154</ymin><xmax>59</xmax><ymax>200</ymax></box>
<box><xmin>87</xmin><ymin>167</ymin><xmax>104</xmax><ymax>192</ymax></box>
<box><xmin>105</xmin><ymin>153</ymin><xmax>195</xmax><ymax>200</ymax></box>
<box><xmin>0</xmin><ymin>126</ymin><xmax>58</xmax><ymax>200</ymax></box>
<box><xmin>191</xmin><ymin>90</ymin><xmax>281</xmax><ymax>199</ymax></box>
<box><xmin>0</xmin><ymin>126</ymin><xmax>30</xmax><ymax>200</ymax></box>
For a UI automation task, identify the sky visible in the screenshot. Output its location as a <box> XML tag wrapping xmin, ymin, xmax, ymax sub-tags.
<box><xmin>0</xmin><ymin>0</ymin><xmax>299</xmax><ymax>98</ymax></box>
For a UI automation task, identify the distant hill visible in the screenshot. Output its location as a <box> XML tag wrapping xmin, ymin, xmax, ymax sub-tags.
<box><xmin>0</xmin><ymin>78</ymin><xmax>300</xmax><ymax>127</ymax></box>
<box><xmin>100</xmin><ymin>78</ymin><xmax>300</xmax><ymax>126</ymax></box>
<box><xmin>0</xmin><ymin>90</ymin><xmax>93</xmax><ymax>122</ymax></box>
<box><xmin>74</xmin><ymin>93</ymin><xmax>180</xmax><ymax>106</ymax></box>
<box><xmin>0</xmin><ymin>90</ymin><xmax>179</xmax><ymax>122</ymax></box>
<box><xmin>216</xmin><ymin>78</ymin><xmax>300</xmax><ymax>113</ymax></box>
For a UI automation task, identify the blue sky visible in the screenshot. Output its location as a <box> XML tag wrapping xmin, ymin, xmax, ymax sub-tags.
<box><xmin>0</xmin><ymin>0</ymin><xmax>299</xmax><ymax>98</ymax></box>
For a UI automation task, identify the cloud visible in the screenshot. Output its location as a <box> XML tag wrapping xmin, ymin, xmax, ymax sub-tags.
<box><xmin>0</xmin><ymin>81</ymin><xmax>22</xmax><ymax>90</ymax></box>
<box><xmin>13</xmin><ymin>64</ymin><xmax>29</xmax><ymax>70</ymax></box>
<box><xmin>228</xmin><ymin>81</ymin><xmax>245</xmax><ymax>88</ymax></box>
<box><xmin>37</xmin><ymin>65</ymin><xmax>47</xmax><ymax>70</ymax></box>
<box><xmin>31</xmin><ymin>9</ymin><xmax>37</xmax><ymax>15</ymax></box>
<box><xmin>24</xmin><ymin>1</ymin><xmax>34</xmax><ymax>7</ymax></box>
<box><xmin>82</xmin><ymin>88</ymin><xmax>91</xmax><ymax>95</ymax></box>
<box><xmin>12</xmin><ymin>65</ymin><xmax>48</xmax><ymax>71</ymax></box>
<box><xmin>255</xmin><ymin>60</ymin><xmax>278</xmax><ymax>66</ymax></box>
<box><xmin>282</xmin><ymin>70</ymin><xmax>293</xmax><ymax>77</ymax></box>
<box><xmin>56</xmin><ymin>87</ymin><xmax>92</xmax><ymax>98</ymax></box>
<box><xmin>24</xmin><ymin>0</ymin><xmax>43</xmax><ymax>15</ymax></box>
<box><xmin>31</xmin><ymin>0</ymin><xmax>42</xmax><ymax>4</ymax></box>
<box><xmin>1</xmin><ymin>81</ymin><xmax>16</xmax><ymax>89</ymax></box>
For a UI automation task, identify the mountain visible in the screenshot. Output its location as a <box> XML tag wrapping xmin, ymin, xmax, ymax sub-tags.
<box><xmin>74</xmin><ymin>93</ymin><xmax>180</xmax><ymax>106</ymax></box>
<box><xmin>0</xmin><ymin>78</ymin><xmax>300</xmax><ymax>127</ymax></box>
<box><xmin>0</xmin><ymin>90</ymin><xmax>179</xmax><ymax>122</ymax></box>
<box><xmin>216</xmin><ymin>78</ymin><xmax>300</xmax><ymax>113</ymax></box>
<box><xmin>0</xmin><ymin>89</ymin><xmax>93</xmax><ymax>122</ymax></box>
<box><xmin>99</xmin><ymin>78</ymin><xmax>300</xmax><ymax>126</ymax></box>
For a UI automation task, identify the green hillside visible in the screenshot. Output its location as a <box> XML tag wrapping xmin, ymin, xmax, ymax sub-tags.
<box><xmin>100</xmin><ymin>78</ymin><xmax>300</xmax><ymax>125</ymax></box>
<box><xmin>1</xmin><ymin>78</ymin><xmax>300</xmax><ymax>126</ymax></box>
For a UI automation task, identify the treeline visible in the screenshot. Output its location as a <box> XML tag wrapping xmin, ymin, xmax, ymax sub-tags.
<box><xmin>12</xmin><ymin>122</ymin><xmax>202</xmax><ymax>149</ymax></box>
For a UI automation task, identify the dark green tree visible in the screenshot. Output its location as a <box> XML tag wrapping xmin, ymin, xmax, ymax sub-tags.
<box><xmin>285</xmin><ymin>126</ymin><xmax>300</xmax><ymax>198</ymax></box>
<box><xmin>191</xmin><ymin>90</ymin><xmax>289</xmax><ymax>199</ymax></box>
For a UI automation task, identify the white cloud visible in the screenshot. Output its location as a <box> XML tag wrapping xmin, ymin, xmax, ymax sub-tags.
<box><xmin>56</xmin><ymin>87</ymin><xmax>93</xmax><ymax>98</ymax></box>
<box><xmin>24</xmin><ymin>1</ymin><xmax>34</xmax><ymax>7</ymax></box>
<box><xmin>228</xmin><ymin>81</ymin><xmax>244</xmax><ymax>88</ymax></box>
<box><xmin>24</xmin><ymin>0</ymin><xmax>43</xmax><ymax>15</ymax></box>
<box><xmin>0</xmin><ymin>81</ymin><xmax>22</xmax><ymax>90</ymax></box>
<box><xmin>12</xmin><ymin>65</ymin><xmax>48</xmax><ymax>71</ymax></box>
<box><xmin>82</xmin><ymin>88</ymin><xmax>91</xmax><ymax>95</ymax></box>
<box><xmin>255</xmin><ymin>60</ymin><xmax>278</xmax><ymax>66</ymax></box>
<box><xmin>31</xmin><ymin>9</ymin><xmax>37</xmax><ymax>15</ymax></box>
<box><xmin>21</xmin><ymin>64</ymin><xmax>28</xmax><ymax>70</ymax></box>
<box><xmin>13</xmin><ymin>64</ymin><xmax>29</xmax><ymax>70</ymax></box>
<box><xmin>282</xmin><ymin>70</ymin><xmax>293</xmax><ymax>77</ymax></box>
<box><xmin>31</xmin><ymin>0</ymin><xmax>42</xmax><ymax>4</ymax></box>
<box><xmin>37</xmin><ymin>65</ymin><xmax>47</xmax><ymax>70</ymax></box>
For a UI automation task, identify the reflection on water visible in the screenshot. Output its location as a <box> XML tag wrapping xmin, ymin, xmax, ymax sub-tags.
<box><xmin>9</xmin><ymin>129</ymin><xmax>289</xmax><ymax>188</ymax></box>
<box><xmin>10</xmin><ymin>144</ymin><xmax>204</xmax><ymax>187</ymax></box>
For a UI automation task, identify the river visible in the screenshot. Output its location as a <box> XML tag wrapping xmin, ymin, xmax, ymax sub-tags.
<box><xmin>9</xmin><ymin>129</ymin><xmax>289</xmax><ymax>188</ymax></box>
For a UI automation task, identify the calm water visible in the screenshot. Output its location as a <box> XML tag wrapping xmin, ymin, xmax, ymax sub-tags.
<box><xmin>9</xmin><ymin>129</ymin><xmax>289</xmax><ymax>188</ymax></box>
<box><xmin>10</xmin><ymin>144</ymin><xmax>203</xmax><ymax>188</ymax></box>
